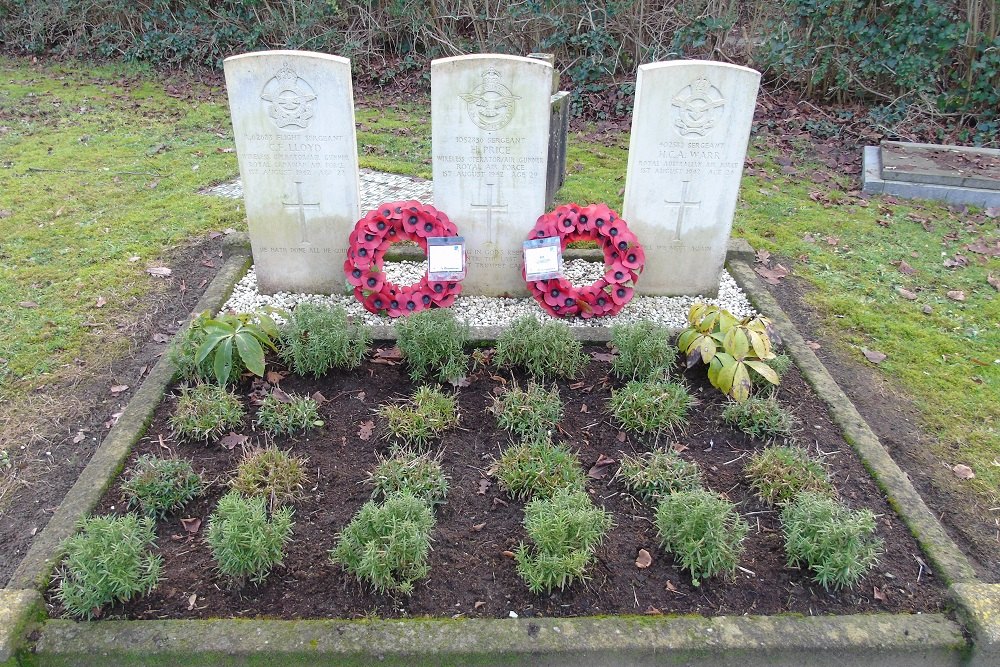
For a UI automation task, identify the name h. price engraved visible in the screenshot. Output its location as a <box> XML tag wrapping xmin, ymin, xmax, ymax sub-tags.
<box><xmin>470</xmin><ymin>181</ymin><xmax>508</xmax><ymax>245</ymax></box>
<box><xmin>664</xmin><ymin>180</ymin><xmax>701</xmax><ymax>242</ymax></box>
<box><xmin>283</xmin><ymin>181</ymin><xmax>321</xmax><ymax>244</ymax></box>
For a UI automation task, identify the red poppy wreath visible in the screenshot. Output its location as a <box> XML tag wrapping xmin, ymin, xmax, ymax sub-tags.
<box><xmin>525</xmin><ymin>203</ymin><xmax>645</xmax><ymax>318</ymax></box>
<box><xmin>344</xmin><ymin>201</ymin><xmax>463</xmax><ymax>317</ymax></box>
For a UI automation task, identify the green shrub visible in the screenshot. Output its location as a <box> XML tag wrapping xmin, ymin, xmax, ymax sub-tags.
<box><xmin>745</xmin><ymin>445</ymin><xmax>835</xmax><ymax>506</ymax></box>
<box><xmin>515</xmin><ymin>488</ymin><xmax>613</xmax><ymax>594</ymax></box>
<box><xmin>655</xmin><ymin>489</ymin><xmax>748</xmax><ymax>585</ymax></box>
<box><xmin>617</xmin><ymin>448</ymin><xmax>701</xmax><ymax>501</ymax></box>
<box><xmin>722</xmin><ymin>395</ymin><xmax>796</xmax><ymax>440</ymax></box>
<box><xmin>169</xmin><ymin>383</ymin><xmax>246</xmax><ymax>443</ymax></box>
<box><xmin>230</xmin><ymin>448</ymin><xmax>309</xmax><ymax>509</ymax></box>
<box><xmin>610</xmin><ymin>320</ymin><xmax>677</xmax><ymax>380</ymax></box>
<box><xmin>121</xmin><ymin>455</ymin><xmax>203</xmax><ymax>519</ymax></box>
<box><xmin>367</xmin><ymin>450</ymin><xmax>449</xmax><ymax>506</ymax></box>
<box><xmin>279</xmin><ymin>303</ymin><xmax>371</xmax><ymax>376</ymax></box>
<box><xmin>378</xmin><ymin>386</ymin><xmax>458</xmax><ymax>450</ymax></box>
<box><xmin>206</xmin><ymin>491</ymin><xmax>294</xmax><ymax>585</ymax></box>
<box><xmin>170</xmin><ymin>310</ymin><xmax>279</xmax><ymax>386</ymax></box>
<box><xmin>493</xmin><ymin>383</ymin><xmax>563</xmax><ymax>442</ymax></box>
<box><xmin>766</xmin><ymin>353</ymin><xmax>793</xmax><ymax>381</ymax></box>
<box><xmin>495</xmin><ymin>439</ymin><xmax>585</xmax><ymax>500</ymax></box>
<box><xmin>395</xmin><ymin>309</ymin><xmax>469</xmax><ymax>383</ymax></box>
<box><xmin>782</xmin><ymin>492</ymin><xmax>883</xmax><ymax>590</ymax></box>
<box><xmin>330</xmin><ymin>493</ymin><xmax>435</xmax><ymax>595</ymax></box>
<box><xmin>609</xmin><ymin>380</ymin><xmax>693</xmax><ymax>436</ymax></box>
<box><xmin>494</xmin><ymin>316</ymin><xmax>587</xmax><ymax>380</ymax></box>
<box><xmin>256</xmin><ymin>392</ymin><xmax>322</xmax><ymax>436</ymax></box>
<box><xmin>55</xmin><ymin>514</ymin><xmax>161</xmax><ymax>619</ymax></box>
<box><xmin>677</xmin><ymin>304</ymin><xmax>780</xmax><ymax>402</ymax></box>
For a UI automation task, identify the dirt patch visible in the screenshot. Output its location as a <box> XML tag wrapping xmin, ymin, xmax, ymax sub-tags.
<box><xmin>759</xmin><ymin>271</ymin><xmax>999</xmax><ymax>582</ymax></box>
<box><xmin>54</xmin><ymin>350</ymin><xmax>947</xmax><ymax>620</ymax></box>
<box><xmin>0</xmin><ymin>233</ymin><xmax>226</xmax><ymax>585</ymax></box>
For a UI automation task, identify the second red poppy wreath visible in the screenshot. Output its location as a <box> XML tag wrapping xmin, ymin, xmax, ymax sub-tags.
<box><xmin>524</xmin><ymin>203</ymin><xmax>645</xmax><ymax>318</ymax></box>
<box><xmin>344</xmin><ymin>201</ymin><xmax>462</xmax><ymax>317</ymax></box>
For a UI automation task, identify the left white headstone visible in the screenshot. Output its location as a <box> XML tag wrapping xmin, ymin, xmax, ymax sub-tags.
<box><xmin>224</xmin><ymin>50</ymin><xmax>361</xmax><ymax>295</ymax></box>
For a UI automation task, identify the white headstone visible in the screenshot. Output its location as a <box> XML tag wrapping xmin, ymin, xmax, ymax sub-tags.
<box><xmin>432</xmin><ymin>55</ymin><xmax>552</xmax><ymax>296</ymax></box>
<box><xmin>224</xmin><ymin>50</ymin><xmax>361</xmax><ymax>294</ymax></box>
<box><xmin>623</xmin><ymin>60</ymin><xmax>760</xmax><ymax>296</ymax></box>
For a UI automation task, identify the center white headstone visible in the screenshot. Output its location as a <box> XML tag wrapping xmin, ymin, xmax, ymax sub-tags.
<box><xmin>432</xmin><ymin>55</ymin><xmax>552</xmax><ymax>296</ymax></box>
<box><xmin>224</xmin><ymin>50</ymin><xmax>361</xmax><ymax>295</ymax></box>
<box><xmin>623</xmin><ymin>60</ymin><xmax>760</xmax><ymax>296</ymax></box>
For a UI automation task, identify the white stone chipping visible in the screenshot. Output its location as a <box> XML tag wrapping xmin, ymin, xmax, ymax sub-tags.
<box><xmin>222</xmin><ymin>259</ymin><xmax>755</xmax><ymax>329</ymax></box>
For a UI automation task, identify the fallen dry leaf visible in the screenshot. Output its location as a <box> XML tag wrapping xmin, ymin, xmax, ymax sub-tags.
<box><xmin>952</xmin><ymin>464</ymin><xmax>975</xmax><ymax>480</ymax></box>
<box><xmin>943</xmin><ymin>254</ymin><xmax>969</xmax><ymax>269</ymax></box>
<box><xmin>806</xmin><ymin>340</ymin><xmax>822</xmax><ymax>351</ymax></box>
<box><xmin>448</xmin><ymin>376</ymin><xmax>472</xmax><ymax>388</ymax></box>
<box><xmin>375</xmin><ymin>346</ymin><xmax>404</xmax><ymax>361</ymax></box>
<box><xmin>989</xmin><ymin>273</ymin><xmax>1000</xmax><ymax>291</ymax></box>
<box><xmin>152</xmin><ymin>333</ymin><xmax>171</xmax><ymax>343</ymax></box>
<box><xmin>635</xmin><ymin>549</ymin><xmax>653</xmax><ymax>569</ymax></box>
<box><xmin>896</xmin><ymin>260</ymin><xmax>916</xmax><ymax>275</ymax></box>
<box><xmin>357</xmin><ymin>420</ymin><xmax>374</xmax><ymax>441</ymax></box>
<box><xmin>181</xmin><ymin>517</ymin><xmax>201</xmax><ymax>533</ymax></box>
<box><xmin>477</xmin><ymin>478</ymin><xmax>491</xmax><ymax>495</ymax></box>
<box><xmin>580</xmin><ymin>404</ymin><xmax>589</xmax><ymax>413</ymax></box>
<box><xmin>355</xmin><ymin>391</ymin><xmax>366</xmax><ymax>401</ymax></box>
<box><xmin>265</xmin><ymin>370</ymin><xmax>287</xmax><ymax>384</ymax></box>
<box><xmin>472</xmin><ymin>522</ymin><xmax>486</xmax><ymax>532</ymax></box>
<box><xmin>665</xmin><ymin>580</ymin><xmax>678</xmax><ymax>593</ymax></box>
<box><xmin>754</xmin><ymin>263</ymin><xmax>789</xmax><ymax>285</ymax></box>
<box><xmin>946</xmin><ymin>290</ymin><xmax>966</xmax><ymax>302</ymax></box>
<box><xmin>616</xmin><ymin>431</ymin><xmax>627</xmax><ymax>443</ymax></box>
<box><xmin>109</xmin><ymin>384</ymin><xmax>129</xmax><ymax>395</ymax></box>
<box><xmin>862</xmin><ymin>348</ymin><xmax>887</xmax><ymax>364</ymax></box>
<box><xmin>755</xmin><ymin>249</ymin><xmax>771</xmax><ymax>265</ymax></box>
<box><xmin>220</xmin><ymin>432</ymin><xmax>248</xmax><ymax>450</ymax></box>
<box><xmin>18</xmin><ymin>301</ymin><xmax>38</xmax><ymax>309</ymax></box>
<box><xmin>873</xmin><ymin>586</ymin><xmax>887</xmax><ymax>602</ymax></box>
<box><xmin>72</xmin><ymin>431</ymin><xmax>86</xmax><ymax>444</ymax></box>
<box><xmin>896</xmin><ymin>287</ymin><xmax>917</xmax><ymax>300</ymax></box>
<box><xmin>474</xmin><ymin>600</ymin><xmax>486</xmax><ymax>610</ymax></box>
<box><xmin>644</xmin><ymin>606</ymin><xmax>662</xmax><ymax>615</ymax></box>
<box><xmin>985</xmin><ymin>206</ymin><xmax>999</xmax><ymax>218</ymax></box>
<box><xmin>146</xmin><ymin>266</ymin><xmax>172</xmax><ymax>277</ymax></box>
<box><xmin>104</xmin><ymin>410</ymin><xmax>123</xmax><ymax>429</ymax></box>
<box><xmin>500</xmin><ymin>550</ymin><xmax>515</xmax><ymax>559</ymax></box>
<box><xmin>94</xmin><ymin>296</ymin><xmax>106</xmax><ymax>308</ymax></box>
<box><xmin>587</xmin><ymin>453</ymin><xmax>616</xmax><ymax>479</ymax></box>
<box><xmin>591</xmin><ymin>351</ymin><xmax>616</xmax><ymax>362</ymax></box>
<box><xmin>187</xmin><ymin>593</ymin><xmax>198</xmax><ymax>611</ymax></box>
<box><xmin>271</xmin><ymin>388</ymin><xmax>292</xmax><ymax>403</ymax></box>
<box><xmin>311</xmin><ymin>391</ymin><xmax>329</xmax><ymax>404</ymax></box>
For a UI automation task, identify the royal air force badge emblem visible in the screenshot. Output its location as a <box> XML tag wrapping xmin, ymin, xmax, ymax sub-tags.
<box><xmin>460</xmin><ymin>68</ymin><xmax>519</xmax><ymax>131</ymax></box>
<box><xmin>260</xmin><ymin>63</ymin><xmax>317</xmax><ymax>131</ymax></box>
<box><xmin>671</xmin><ymin>77</ymin><xmax>725</xmax><ymax>137</ymax></box>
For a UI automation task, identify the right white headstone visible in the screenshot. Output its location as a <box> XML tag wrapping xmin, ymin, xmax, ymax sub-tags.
<box><xmin>432</xmin><ymin>54</ymin><xmax>552</xmax><ymax>297</ymax></box>
<box><xmin>623</xmin><ymin>60</ymin><xmax>760</xmax><ymax>296</ymax></box>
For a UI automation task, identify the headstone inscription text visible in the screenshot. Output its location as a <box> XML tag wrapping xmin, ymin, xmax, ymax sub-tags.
<box><xmin>623</xmin><ymin>61</ymin><xmax>760</xmax><ymax>296</ymax></box>
<box><xmin>224</xmin><ymin>51</ymin><xmax>361</xmax><ymax>294</ymax></box>
<box><xmin>432</xmin><ymin>55</ymin><xmax>552</xmax><ymax>296</ymax></box>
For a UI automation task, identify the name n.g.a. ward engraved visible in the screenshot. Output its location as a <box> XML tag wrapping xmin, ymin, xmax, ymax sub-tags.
<box><xmin>260</xmin><ymin>62</ymin><xmax>317</xmax><ymax>131</ymax></box>
<box><xmin>671</xmin><ymin>77</ymin><xmax>726</xmax><ymax>137</ymax></box>
<box><xmin>460</xmin><ymin>67</ymin><xmax>520</xmax><ymax>131</ymax></box>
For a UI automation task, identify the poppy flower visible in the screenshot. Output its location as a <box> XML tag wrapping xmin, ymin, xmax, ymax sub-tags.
<box><xmin>435</xmin><ymin>293</ymin><xmax>457</xmax><ymax>308</ymax></box>
<box><xmin>401</xmin><ymin>213</ymin><xmax>421</xmax><ymax>235</ymax></box>
<box><xmin>363</xmin><ymin>291</ymin><xmax>389</xmax><ymax>314</ymax></box>
<box><xmin>345</xmin><ymin>263</ymin><xmax>367</xmax><ymax>287</ymax></box>
<box><xmin>604</xmin><ymin>261</ymin><xmax>631</xmax><ymax>285</ymax></box>
<box><xmin>621</xmin><ymin>245</ymin><xmax>645</xmax><ymax>270</ymax></box>
<box><xmin>362</xmin><ymin>271</ymin><xmax>385</xmax><ymax>293</ymax></box>
<box><xmin>533</xmin><ymin>221</ymin><xmax>558</xmax><ymax>239</ymax></box>
<box><xmin>610</xmin><ymin>285</ymin><xmax>634</xmax><ymax>306</ymax></box>
<box><xmin>365</xmin><ymin>216</ymin><xmax>390</xmax><ymax>235</ymax></box>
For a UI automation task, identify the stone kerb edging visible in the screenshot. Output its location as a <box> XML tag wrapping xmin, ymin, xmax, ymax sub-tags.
<box><xmin>31</xmin><ymin>613</ymin><xmax>965</xmax><ymax>667</ymax></box>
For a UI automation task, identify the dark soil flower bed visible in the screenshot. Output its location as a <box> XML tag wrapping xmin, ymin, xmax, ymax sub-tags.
<box><xmin>51</xmin><ymin>346</ymin><xmax>946</xmax><ymax>620</ymax></box>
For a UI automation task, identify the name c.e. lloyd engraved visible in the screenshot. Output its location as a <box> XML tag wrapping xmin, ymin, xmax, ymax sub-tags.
<box><xmin>460</xmin><ymin>68</ymin><xmax>519</xmax><ymax>131</ymax></box>
<box><xmin>261</xmin><ymin>62</ymin><xmax>317</xmax><ymax>131</ymax></box>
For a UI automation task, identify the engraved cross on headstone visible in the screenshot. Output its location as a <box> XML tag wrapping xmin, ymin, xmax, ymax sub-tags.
<box><xmin>470</xmin><ymin>181</ymin><xmax>508</xmax><ymax>245</ymax></box>
<box><xmin>664</xmin><ymin>180</ymin><xmax>701</xmax><ymax>242</ymax></box>
<box><xmin>283</xmin><ymin>181</ymin><xmax>321</xmax><ymax>245</ymax></box>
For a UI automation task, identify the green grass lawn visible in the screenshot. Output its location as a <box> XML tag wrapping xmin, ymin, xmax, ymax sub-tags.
<box><xmin>1</xmin><ymin>57</ymin><xmax>997</xmax><ymax>506</ymax></box>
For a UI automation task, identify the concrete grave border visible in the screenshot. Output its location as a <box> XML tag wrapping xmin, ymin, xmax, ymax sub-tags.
<box><xmin>862</xmin><ymin>145</ymin><xmax>1000</xmax><ymax>208</ymax></box>
<box><xmin>2</xmin><ymin>238</ymin><xmax>998</xmax><ymax>666</ymax></box>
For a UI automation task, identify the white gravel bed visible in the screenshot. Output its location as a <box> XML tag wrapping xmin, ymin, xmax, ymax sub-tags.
<box><xmin>223</xmin><ymin>259</ymin><xmax>756</xmax><ymax>329</ymax></box>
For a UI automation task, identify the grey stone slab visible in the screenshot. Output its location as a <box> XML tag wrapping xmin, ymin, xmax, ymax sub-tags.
<box><xmin>32</xmin><ymin>613</ymin><xmax>966</xmax><ymax>666</ymax></box>
<box><xmin>881</xmin><ymin>141</ymin><xmax>1000</xmax><ymax>190</ymax></box>
<box><xmin>862</xmin><ymin>145</ymin><xmax>1000</xmax><ymax>207</ymax></box>
<box><xmin>952</xmin><ymin>583</ymin><xmax>1000</xmax><ymax>667</ymax></box>
<box><xmin>0</xmin><ymin>589</ymin><xmax>41</xmax><ymax>665</ymax></box>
